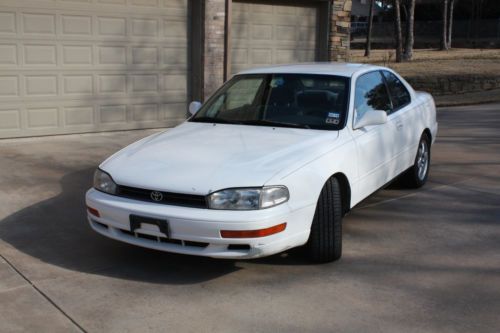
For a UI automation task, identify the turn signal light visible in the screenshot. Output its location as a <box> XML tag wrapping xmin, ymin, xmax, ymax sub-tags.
<box><xmin>220</xmin><ymin>223</ymin><xmax>286</xmax><ymax>238</ymax></box>
<box><xmin>87</xmin><ymin>206</ymin><xmax>100</xmax><ymax>217</ymax></box>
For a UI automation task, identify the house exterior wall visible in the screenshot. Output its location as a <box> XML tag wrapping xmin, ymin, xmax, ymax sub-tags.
<box><xmin>0</xmin><ymin>0</ymin><xmax>352</xmax><ymax>138</ymax></box>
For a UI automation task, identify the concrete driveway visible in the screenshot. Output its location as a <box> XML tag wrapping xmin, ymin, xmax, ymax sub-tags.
<box><xmin>1</xmin><ymin>103</ymin><xmax>499</xmax><ymax>333</ymax></box>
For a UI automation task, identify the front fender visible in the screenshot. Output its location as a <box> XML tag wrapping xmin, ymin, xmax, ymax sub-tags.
<box><xmin>265</xmin><ymin>130</ymin><xmax>357</xmax><ymax>213</ymax></box>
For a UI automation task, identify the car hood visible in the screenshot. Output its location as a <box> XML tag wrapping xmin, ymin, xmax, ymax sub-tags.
<box><xmin>101</xmin><ymin>122</ymin><xmax>339</xmax><ymax>195</ymax></box>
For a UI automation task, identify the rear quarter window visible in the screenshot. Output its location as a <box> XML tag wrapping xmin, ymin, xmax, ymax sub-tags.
<box><xmin>382</xmin><ymin>71</ymin><xmax>411</xmax><ymax>111</ymax></box>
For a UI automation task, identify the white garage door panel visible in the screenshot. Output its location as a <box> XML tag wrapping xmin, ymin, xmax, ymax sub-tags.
<box><xmin>0</xmin><ymin>0</ymin><xmax>189</xmax><ymax>138</ymax></box>
<box><xmin>231</xmin><ymin>2</ymin><xmax>318</xmax><ymax>75</ymax></box>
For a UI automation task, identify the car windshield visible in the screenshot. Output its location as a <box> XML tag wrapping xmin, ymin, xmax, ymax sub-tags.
<box><xmin>190</xmin><ymin>74</ymin><xmax>350</xmax><ymax>130</ymax></box>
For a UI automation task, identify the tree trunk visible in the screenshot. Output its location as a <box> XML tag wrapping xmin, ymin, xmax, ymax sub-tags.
<box><xmin>447</xmin><ymin>0</ymin><xmax>455</xmax><ymax>49</ymax></box>
<box><xmin>401</xmin><ymin>1</ymin><xmax>408</xmax><ymax>49</ymax></box>
<box><xmin>402</xmin><ymin>0</ymin><xmax>415</xmax><ymax>60</ymax></box>
<box><xmin>441</xmin><ymin>0</ymin><xmax>449</xmax><ymax>50</ymax></box>
<box><xmin>394</xmin><ymin>0</ymin><xmax>403</xmax><ymax>62</ymax></box>
<box><xmin>364</xmin><ymin>0</ymin><xmax>376</xmax><ymax>57</ymax></box>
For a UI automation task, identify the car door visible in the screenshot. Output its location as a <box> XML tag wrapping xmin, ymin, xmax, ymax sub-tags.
<box><xmin>381</xmin><ymin>70</ymin><xmax>415</xmax><ymax>173</ymax></box>
<box><xmin>351</xmin><ymin>71</ymin><xmax>399</xmax><ymax>200</ymax></box>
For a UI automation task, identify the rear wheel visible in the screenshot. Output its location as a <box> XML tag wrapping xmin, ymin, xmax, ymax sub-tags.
<box><xmin>306</xmin><ymin>177</ymin><xmax>342</xmax><ymax>263</ymax></box>
<box><xmin>402</xmin><ymin>133</ymin><xmax>431</xmax><ymax>188</ymax></box>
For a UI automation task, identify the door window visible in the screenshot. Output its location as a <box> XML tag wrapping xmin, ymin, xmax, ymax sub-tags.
<box><xmin>354</xmin><ymin>71</ymin><xmax>392</xmax><ymax>120</ymax></box>
<box><xmin>382</xmin><ymin>71</ymin><xmax>411</xmax><ymax>111</ymax></box>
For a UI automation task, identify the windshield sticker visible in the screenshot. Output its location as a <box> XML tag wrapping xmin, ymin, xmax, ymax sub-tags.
<box><xmin>326</xmin><ymin>117</ymin><xmax>340</xmax><ymax>125</ymax></box>
<box><xmin>328</xmin><ymin>112</ymin><xmax>340</xmax><ymax>118</ymax></box>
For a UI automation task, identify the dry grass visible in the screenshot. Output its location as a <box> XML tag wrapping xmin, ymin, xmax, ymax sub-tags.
<box><xmin>349</xmin><ymin>48</ymin><xmax>500</xmax><ymax>76</ymax></box>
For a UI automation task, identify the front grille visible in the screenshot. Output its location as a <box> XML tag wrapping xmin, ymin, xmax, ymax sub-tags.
<box><xmin>119</xmin><ymin>228</ymin><xmax>208</xmax><ymax>248</ymax></box>
<box><xmin>116</xmin><ymin>185</ymin><xmax>207</xmax><ymax>209</ymax></box>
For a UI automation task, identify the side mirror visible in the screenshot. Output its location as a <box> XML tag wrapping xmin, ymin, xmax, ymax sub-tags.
<box><xmin>353</xmin><ymin>110</ymin><xmax>388</xmax><ymax>129</ymax></box>
<box><xmin>189</xmin><ymin>101</ymin><xmax>202</xmax><ymax>115</ymax></box>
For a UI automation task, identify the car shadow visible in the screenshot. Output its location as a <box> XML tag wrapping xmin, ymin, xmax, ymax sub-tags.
<box><xmin>0</xmin><ymin>168</ymin><xmax>318</xmax><ymax>285</ymax></box>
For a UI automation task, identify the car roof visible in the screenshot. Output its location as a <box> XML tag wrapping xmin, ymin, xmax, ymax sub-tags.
<box><xmin>236</xmin><ymin>62</ymin><xmax>384</xmax><ymax>78</ymax></box>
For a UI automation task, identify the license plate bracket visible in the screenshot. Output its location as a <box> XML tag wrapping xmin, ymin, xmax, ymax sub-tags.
<box><xmin>129</xmin><ymin>215</ymin><xmax>169</xmax><ymax>238</ymax></box>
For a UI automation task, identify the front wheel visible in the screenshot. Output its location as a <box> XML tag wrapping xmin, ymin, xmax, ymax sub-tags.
<box><xmin>306</xmin><ymin>177</ymin><xmax>342</xmax><ymax>263</ymax></box>
<box><xmin>402</xmin><ymin>133</ymin><xmax>431</xmax><ymax>188</ymax></box>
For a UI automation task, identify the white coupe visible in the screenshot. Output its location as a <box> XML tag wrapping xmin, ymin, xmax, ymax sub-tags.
<box><xmin>86</xmin><ymin>63</ymin><xmax>438</xmax><ymax>262</ymax></box>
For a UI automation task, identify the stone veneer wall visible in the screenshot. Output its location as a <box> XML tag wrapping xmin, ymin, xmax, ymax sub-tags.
<box><xmin>406</xmin><ymin>75</ymin><xmax>500</xmax><ymax>96</ymax></box>
<box><xmin>203</xmin><ymin>0</ymin><xmax>352</xmax><ymax>100</ymax></box>
<box><xmin>330</xmin><ymin>0</ymin><xmax>352</xmax><ymax>62</ymax></box>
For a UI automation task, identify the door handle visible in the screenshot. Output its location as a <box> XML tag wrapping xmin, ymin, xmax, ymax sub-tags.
<box><xmin>396</xmin><ymin>121</ymin><xmax>403</xmax><ymax>130</ymax></box>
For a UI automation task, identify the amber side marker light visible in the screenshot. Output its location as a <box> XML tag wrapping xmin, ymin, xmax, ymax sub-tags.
<box><xmin>220</xmin><ymin>223</ymin><xmax>286</xmax><ymax>238</ymax></box>
<box><xmin>87</xmin><ymin>206</ymin><xmax>100</xmax><ymax>217</ymax></box>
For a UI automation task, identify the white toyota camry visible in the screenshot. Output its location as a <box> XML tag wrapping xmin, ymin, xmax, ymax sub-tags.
<box><xmin>86</xmin><ymin>63</ymin><xmax>438</xmax><ymax>262</ymax></box>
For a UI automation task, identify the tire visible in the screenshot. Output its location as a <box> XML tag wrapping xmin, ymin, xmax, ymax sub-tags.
<box><xmin>402</xmin><ymin>133</ymin><xmax>431</xmax><ymax>188</ymax></box>
<box><xmin>306</xmin><ymin>177</ymin><xmax>342</xmax><ymax>263</ymax></box>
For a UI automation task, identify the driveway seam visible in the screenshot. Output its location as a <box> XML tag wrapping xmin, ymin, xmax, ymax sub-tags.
<box><xmin>0</xmin><ymin>254</ymin><xmax>87</xmax><ymax>333</ymax></box>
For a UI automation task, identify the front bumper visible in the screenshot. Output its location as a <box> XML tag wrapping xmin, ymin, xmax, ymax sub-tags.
<box><xmin>85</xmin><ymin>188</ymin><xmax>314</xmax><ymax>259</ymax></box>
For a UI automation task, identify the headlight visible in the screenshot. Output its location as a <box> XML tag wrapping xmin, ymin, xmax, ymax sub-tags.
<box><xmin>93</xmin><ymin>169</ymin><xmax>117</xmax><ymax>195</ymax></box>
<box><xmin>208</xmin><ymin>186</ymin><xmax>289</xmax><ymax>210</ymax></box>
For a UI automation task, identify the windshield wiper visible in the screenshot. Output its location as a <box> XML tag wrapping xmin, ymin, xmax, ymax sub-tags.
<box><xmin>241</xmin><ymin>119</ymin><xmax>311</xmax><ymax>129</ymax></box>
<box><xmin>191</xmin><ymin>117</ymin><xmax>310</xmax><ymax>129</ymax></box>
<box><xmin>190</xmin><ymin>116</ymin><xmax>243</xmax><ymax>125</ymax></box>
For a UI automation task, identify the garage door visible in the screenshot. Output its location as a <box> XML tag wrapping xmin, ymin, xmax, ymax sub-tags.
<box><xmin>0</xmin><ymin>0</ymin><xmax>188</xmax><ymax>139</ymax></box>
<box><xmin>231</xmin><ymin>1</ymin><xmax>319</xmax><ymax>75</ymax></box>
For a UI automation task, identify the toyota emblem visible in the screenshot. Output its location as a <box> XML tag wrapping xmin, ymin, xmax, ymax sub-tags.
<box><xmin>150</xmin><ymin>191</ymin><xmax>163</xmax><ymax>202</ymax></box>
